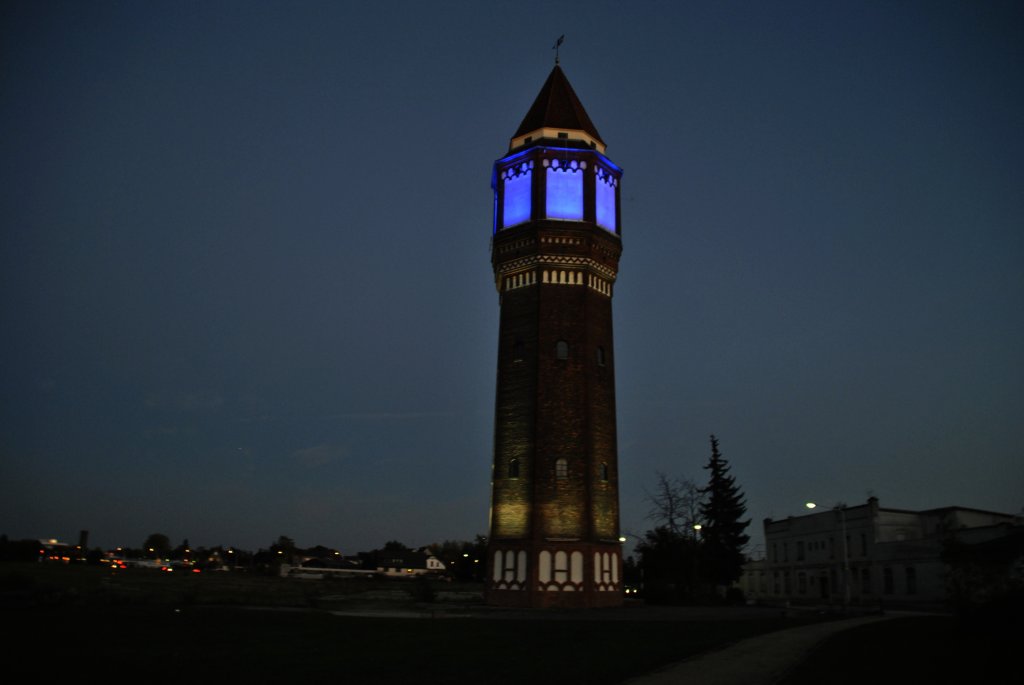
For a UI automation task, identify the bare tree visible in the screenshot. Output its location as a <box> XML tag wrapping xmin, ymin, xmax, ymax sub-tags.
<box><xmin>645</xmin><ymin>472</ymin><xmax>704</xmax><ymax>536</ymax></box>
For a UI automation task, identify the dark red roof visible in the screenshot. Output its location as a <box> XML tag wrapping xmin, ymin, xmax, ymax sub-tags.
<box><xmin>513</xmin><ymin>65</ymin><xmax>603</xmax><ymax>144</ymax></box>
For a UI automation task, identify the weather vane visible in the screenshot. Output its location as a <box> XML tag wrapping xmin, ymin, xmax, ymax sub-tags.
<box><xmin>553</xmin><ymin>34</ymin><xmax>564</xmax><ymax>64</ymax></box>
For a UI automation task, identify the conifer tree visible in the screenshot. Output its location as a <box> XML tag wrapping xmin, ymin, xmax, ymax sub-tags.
<box><xmin>698</xmin><ymin>435</ymin><xmax>750</xmax><ymax>588</ymax></box>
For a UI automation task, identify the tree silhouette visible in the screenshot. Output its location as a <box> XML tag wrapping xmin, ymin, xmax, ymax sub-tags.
<box><xmin>698</xmin><ymin>435</ymin><xmax>750</xmax><ymax>589</ymax></box>
<box><xmin>635</xmin><ymin>525</ymin><xmax>702</xmax><ymax>604</ymax></box>
<box><xmin>143</xmin><ymin>533</ymin><xmax>171</xmax><ymax>559</ymax></box>
<box><xmin>645</xmin><ymin>471</ymin><xmax>703</xmax><ymax>536</ymax></box>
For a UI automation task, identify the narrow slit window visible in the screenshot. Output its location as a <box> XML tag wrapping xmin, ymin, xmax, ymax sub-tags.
<box><xmin>513</xmin><ymin>340</ymin><xmax>524</xmax><ymax>362</ymax></box>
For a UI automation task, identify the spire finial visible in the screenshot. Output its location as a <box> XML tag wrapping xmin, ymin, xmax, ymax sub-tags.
<box><xmin>553</xmin><ymin>34</ymin><xmax>564</xmax><ymax>64</ymax></box>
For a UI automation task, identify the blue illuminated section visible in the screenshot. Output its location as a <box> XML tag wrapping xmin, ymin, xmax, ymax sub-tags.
<box><xmin>502</xmin><ymin>161</ymin><xmax>533</xmax><ymax>228</ymax></box>
<box><xmin>545</xmin><ymin>159</ymin><xmax>583</xmax><ymax>220</ymax></box>
<box><xmin>596</xmin><ymin>166</ymin><xmax>617</xmax><ymax>233</ymax></box>
<box><xmin>492</xmin><ymin>147</ymin><xmax>622</xmax><ymax>234</ymax></box>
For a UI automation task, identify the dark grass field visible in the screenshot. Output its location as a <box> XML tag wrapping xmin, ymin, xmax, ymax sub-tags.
<box><xmin>6</xmin><ymin>603</ymin><xmax>822</xmax><ymax>683</ymax></box>
<box><xmin>7</xmin><ymin>563</ymin><xmax>1013</xmax><ymax>684</ymax></box>
<box><xmin>1</xmin><ymin>562</ymin><xmax>831</xmax><ymax>683</ymax></box>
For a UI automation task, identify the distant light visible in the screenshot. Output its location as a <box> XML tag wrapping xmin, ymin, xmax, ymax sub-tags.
<box><xmin>618</xmin><ymin>536</ymin><xmax>627</xmax><ymax>543</ymax></box>
<box><xmin>805</xmin><ymin>502</ymin><xmax>817</xmax><ymax>509</ymax></box>
<box><xmin>693</xmin><ymin>524</ymin><xmax>702</xmax><ymax>531</ymax></box>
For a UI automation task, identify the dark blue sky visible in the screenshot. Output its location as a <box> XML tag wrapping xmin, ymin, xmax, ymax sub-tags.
<box><xmin>2</xmin><ymin>1</ymin><xmax>1022</xmax><ymax>557</ymax></box>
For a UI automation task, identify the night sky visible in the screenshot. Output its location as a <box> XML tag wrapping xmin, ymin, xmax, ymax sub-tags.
<box><xmin>2</xmin><ymin>1</ymin><xmax>1022</xmax><ymax>558</ymax></box>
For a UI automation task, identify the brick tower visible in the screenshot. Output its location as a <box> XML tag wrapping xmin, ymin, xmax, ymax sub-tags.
<box><xmin>486</xmin><ymin>64</ymin><xmax>624</xmax><ymax>608</ymax></box>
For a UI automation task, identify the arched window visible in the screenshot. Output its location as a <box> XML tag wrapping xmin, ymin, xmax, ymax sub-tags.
<box><xmin>555</xmin><ymin>458</ymin><xmax>568</xmax><ymax>480</ymax></box>
<box><xmin>600</xmin><ymin>462</ymin><xmax>609</xmax><ymax>481</ymax></box>
<box><xmin>555</xmin><ymin>340</ymin><xmax>569</xmax><ymax>360</ymax></box>
<box><xmin>596</xmin><ymin>346</ymin><xmax>606</xmax><ymax>366</ymax></box>
<box><xmin>508</xmin><ymin>458</ymin><xmax>520</xmax><ymax>479</ymax></box>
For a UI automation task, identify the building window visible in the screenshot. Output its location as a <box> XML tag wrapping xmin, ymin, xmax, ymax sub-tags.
<box><xmin>596</xmin><ymin>166</ymin><xmax>617</xmax><ymax>232</ymax></box>
<box><xmin>905</xmin><ymin>566</ymin><xmax>916</xmax><ymax>595</ymax></box>
<box><xmin>502</xmin><ymin>161</ymin><xmax>533</xmax><ymax>228</ymax></box>
<box><xmin>555</xmin><ymin>458</ymin><xmax>568</xmax><ymax>480</ymax></box>
<box><xmin>599</xmin><ymin>462</ymin><xmax>609</xmax><ymax>481</ymax></box>
<box><xmin>596</xmin><ymin>346</ymin><xmax>606</xmax><ymax>366</ymax></box>
<box><xmin>783</xmin><ymin>542</ymin><xmax>789</xmax><ymax>562</ymax></box>
<box><xmin>861</xmin><ymin>568</ymin><xmax>871</xmax><ymax>594</ymax></box>
<box><xmin>797</xmin><ymin>541</ymin><xmax>805</xmax><ymax>561</ymax></box>
<box><xmin>508</xmin><ymin>459</ymin><xmax>520</xmax><ymax>479</ymax></box>
<box><xmin>545</xmin><ymin>160</ymin><xmax>583</xmax><ymax>220</ymax></box>
<box><xmin>860</xmin><ymin>533</ymin><xmax>867</xmax><ymax>556</ymax></box>
<box><xmin>513</xmin><ymin>340</ymin><xmax>524</xmax><ymax>362</ymax></box>
<box><xmin>555</xmin><ymin>340</ymin><xmax>569</xmax><ymax>360</ymax></box>
<box><xmin>558</xmin><ymin>131</ymin><xmax>568</xmax><ymax>139</ymax></box>
<box><xmin>883</xmin><ymin>567</ymin><xmax>894</xmax><ymax>594</ymax></box>
<box><xmin>553</xmin><ymin>550</ymin><xmax>569</xmax><ymax>583</ymax></box>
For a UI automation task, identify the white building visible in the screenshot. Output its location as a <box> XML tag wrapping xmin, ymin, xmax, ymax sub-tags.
<box><xmin>739</xmin><ymin>497</ymin><xmax>1020</xmax><ymax>608</ymax></box>
<box><xmin>375</xmin><ymin>548</ymin><xmax>447</xmax><ymax>578</ymax></box>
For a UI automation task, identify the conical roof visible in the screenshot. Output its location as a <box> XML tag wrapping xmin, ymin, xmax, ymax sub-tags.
<box><xmin>512</xmin><ymin>65</ymin><xmax>604</xmax><ymax>146</ymax></box>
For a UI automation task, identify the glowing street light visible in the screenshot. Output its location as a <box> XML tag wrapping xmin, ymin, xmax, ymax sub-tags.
<box><xmin>804</xmin><ymin>500</ymin><xmax>850</xmax><ymax>608</ymax></box>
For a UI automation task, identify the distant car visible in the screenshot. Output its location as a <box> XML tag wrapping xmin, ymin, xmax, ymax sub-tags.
<box><xmin>160</xmin><ymin>561</ymin><xmax>202</xmax><ymax>573</ymax></box>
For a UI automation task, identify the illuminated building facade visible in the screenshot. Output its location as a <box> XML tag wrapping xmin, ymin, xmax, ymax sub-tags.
<box><xmin>486</xmin><ymin>65</ymin><xmax>624</xmax><ymax>608</ymax></box>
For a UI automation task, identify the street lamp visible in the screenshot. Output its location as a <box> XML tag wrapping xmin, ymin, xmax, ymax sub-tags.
<box><xmin>805</xmin><ymin>501</ymin><xmax>850</xmax><ymax>608</ymax></box>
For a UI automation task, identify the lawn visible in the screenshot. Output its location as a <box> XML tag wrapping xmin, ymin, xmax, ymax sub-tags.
<box><xmin>1</xmin><ymin>562</ymin><xmax>832</xmax><ymax>683</ymax></box>
<box><xmin>8</xmin><ymin>604</ymin><xmax>820</xmax><ymax>683</ymax></box>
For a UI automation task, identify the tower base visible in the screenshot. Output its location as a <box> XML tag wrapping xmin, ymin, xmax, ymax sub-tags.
<box><xmin>485</xmin><ymin>541</ymin><xmax>624</xmax><ymax>609</ymax></box>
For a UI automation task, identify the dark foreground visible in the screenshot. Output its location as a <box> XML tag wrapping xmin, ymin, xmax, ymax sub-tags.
<box><xmin>2</xmin><ymin>563</ymin><xmax>1014</xmax><ymax>684</ymax></box>
<box><xmin>778</xmin><ymin>613</ymin><xmax>1018</xmax><ymax>685</ymax></box>
<box><xmin>8</xmin><ymin>603</ymin><xmax>820</xmax><ymax>683</ymax></box>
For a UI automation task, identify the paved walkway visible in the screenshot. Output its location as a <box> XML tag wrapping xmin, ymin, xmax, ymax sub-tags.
<box><xmin>621</xmin><ymin>613</ymin><xmax>898</xmax><ymax>685</ymax></box>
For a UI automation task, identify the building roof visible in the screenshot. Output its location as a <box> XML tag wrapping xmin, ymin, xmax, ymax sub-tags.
<box><xmin>512</xmin><ymin>65</ymin><xmax>603</xmax><ymax>148</ymax></box>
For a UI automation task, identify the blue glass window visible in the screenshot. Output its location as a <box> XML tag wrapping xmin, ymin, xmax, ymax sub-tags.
<box><xmin>596</xmin><ymin>167</ymin><xmax>617</xmax><ymax>232</ymax></box>
<box><xmin>545</xmin><ymin>160</ymin><xmax>583</xmax><ymax>220</ymax></box>
<box><xmin>503</xmin><ymin>162</ymin><xmax>532</xmax><ymax>228</ymax></box>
